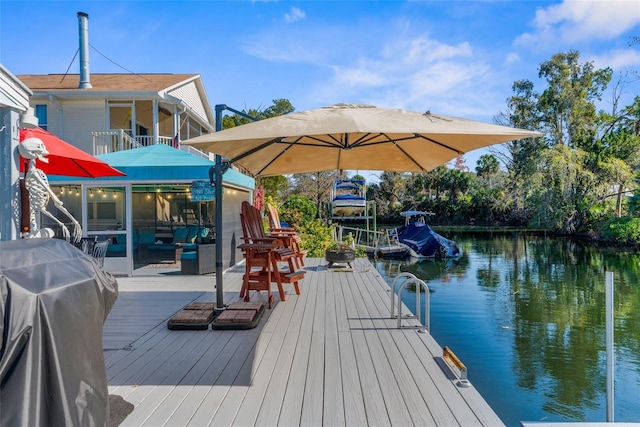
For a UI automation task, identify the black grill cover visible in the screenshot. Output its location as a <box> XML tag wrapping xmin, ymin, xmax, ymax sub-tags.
<box><xmin>0</xmin><ymin>238</ymin><xmax>118</xmax><ymax>427</ymax></box>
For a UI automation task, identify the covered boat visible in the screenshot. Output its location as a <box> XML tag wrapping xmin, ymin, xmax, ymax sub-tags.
<box><xmin>387</xmin><ymin>210</ymin><xmax>460</xmax><ymax>259</ymax></box>
<box><xmin>331</xmin><ymin>178</ymin><xmax>367</xmax><ymax>217</ymax></box>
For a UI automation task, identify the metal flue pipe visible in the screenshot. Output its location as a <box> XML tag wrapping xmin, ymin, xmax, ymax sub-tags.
<box><xmin>77</xmin><ymin>12</ymin><xmax>92</xmax><ymax>89</ymax></box>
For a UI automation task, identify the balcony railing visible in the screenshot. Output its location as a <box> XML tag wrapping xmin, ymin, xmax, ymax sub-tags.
<box><xmin>93</xmin><ymin>130</ymin><xmax>142</xmax><ymax>154</ymax></box>
<box><xmin>92</xmin><ymin>129</ymin><xmax>211</xmax><ymax>159</ymax></box>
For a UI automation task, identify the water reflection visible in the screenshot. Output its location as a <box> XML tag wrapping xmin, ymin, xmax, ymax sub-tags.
<box><xmin>375</xmin><ymin>233</ymin><xmax>640</xmax><ymax>426</ymax></box>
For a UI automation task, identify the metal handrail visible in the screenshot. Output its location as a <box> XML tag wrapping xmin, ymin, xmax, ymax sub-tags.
<box><xmin>390</xmin><ymin>272</ymin><xmax>418</xmax><ymax>318</ymax></box>
<box><xmin>395</xmin><ymin>276</ymin><xmax>430</xmax><ymax>332</ymax></box>
<box><xmin>337</xmin><ymin>225</ymin><xmax>386</xmax><ymax>251</ymax></box>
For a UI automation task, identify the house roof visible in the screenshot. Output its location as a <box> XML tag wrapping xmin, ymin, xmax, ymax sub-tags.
<box><xmin>49</xmin><ymin>144</ymin><xmax>255</xmax><ymax>190</ymax></box>
<box><xmin>16</xmin><ymin>73</ymin><xmax>199</xmax><ymax>93</ymax></box>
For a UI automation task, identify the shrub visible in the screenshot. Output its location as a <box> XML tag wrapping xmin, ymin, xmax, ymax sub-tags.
<box><xmin>298</xmin><ymin>219</ymin><xmax>334</xmax><ymax>257</ymax></box>
<box><xmin>281</xmin><ymin>195</ymin><xmax>317</xmax><ymax>227</ymax></box>
<box><xmin>601</xmin><ymin>216</ymin><xmax>640</xmax><ymax>244</ymax></box>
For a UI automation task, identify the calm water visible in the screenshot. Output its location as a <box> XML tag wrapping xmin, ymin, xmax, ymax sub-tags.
<box><xmin>373</xmin><ymin>233</ymin><xmax>640</xmax><ymax>427</ymax></box>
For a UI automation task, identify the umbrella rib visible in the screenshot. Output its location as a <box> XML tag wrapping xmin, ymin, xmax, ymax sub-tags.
<box><xmin>255</xmin><ymin>142</ymin><xmax>295</xmax><ymax>176</ymax></box>
<box><xmin>301</xmin><ymin>134</ymin><xmax>346</xmax><ymax>148</ymax></box>
<box><xmin>295</xmin><ymin>133</ymin><xmax>377</xmax><ymax>148</ymax></box>
<box><xmin>76</xmin><ymin>161</ymin><xmax>95</xmax><ymax>178</ymax></box>
<box><xmin>417</xmin><ymin>134</ymin><xmax>463</xmax><ymax>154</ymax></box>
<box><xmin>228</xmin><ymin>138</ymin><xmax>281</xmax><ymax>164</ymax></box>
<box><xmin>390</xmin><ymin>143</ymin><xmax>429</xmax><ymax>172</ymax></box>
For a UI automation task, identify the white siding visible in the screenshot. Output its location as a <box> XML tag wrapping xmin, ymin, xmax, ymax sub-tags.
<box><xmin>1</xmin><ymin>66</ymin><xmax>31</xmax><ymax>110</ymax></box>
<box><xmin>60</xmin><ymin>99</ymin><xmax>106</xmax><ymax>154</ymax></box>
<box><xmin>168</xmin><ymin>82</ymin><xmax>209</xmax><ymax>124</ymax></box>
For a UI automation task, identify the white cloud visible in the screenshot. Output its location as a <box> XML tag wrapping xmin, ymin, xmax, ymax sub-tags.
<box><xmin>243</xmin><ymin>33</ymin><xmax>322</xmax><ymax>63</ymax></box>
<box><xmin>589</xmin><ymin>48</ymin><xmax>640</xmax><ymax>71</ymax></box>
<box><xmin>307</xmin><ymin>35</ymin><xmax>497</xmax><ymax>118</ymax></box>
<box><xmin>504</xmin><ymin>52</ymin><xmax>520</xmax><ymax>66</ymax></box>
<box><xmin>516</xmin><ymin>0</ymin><xmax>640</xmax><ymax>46</ymax></box>
<box><xmin>242</xmin><ymin>19</ymin><xmax>506</xmax><ymax>120</ymax></box>
<box><xmin>284</xmin><ymin>7</ymin><xmax>305</xmax><ymax>23</ymax></box>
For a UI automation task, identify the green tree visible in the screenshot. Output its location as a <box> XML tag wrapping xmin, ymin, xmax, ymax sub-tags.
<box><xmin>537</xmin><ymin>51</ymin><xmax>612</xmax><ymax>150</ymax></box>
<box><xmin>495</xmin><ymin>79</ymin><xmax>545</xmax><ymax>225</ymax></box>
<box><xmin>256</xmin><ymin>175</ymin><xmax>289</xmax><ymax>203</ymax></box>
<box><xmin>441</xmin><ymin>168</ymin><xmax>473</xmax><ymax>222</ymax></box>
<box><xmin>476</xmin><ymin>154</ymin><xmax>500</xmax><ymax>188</ymax></box>
<box><xmin>290</xmin><ymin>171</ymin><xmax>341</xmax><ymax>217</ymax></box>
<box><xmin>498</xmin><ymin>51</ymin><xmax>640</xmax><ymax>233</ymax></box>
<box><xmin>376</xmin><ymin>171</ymin><xmax>407</xmax><ymax>219</ymax></box>
<box><xmin>222</xmin><ymin>99</ymin><xmax>294</xmax><ymax>129</ymax></box>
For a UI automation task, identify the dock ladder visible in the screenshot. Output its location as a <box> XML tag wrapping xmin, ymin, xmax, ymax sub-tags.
<box><xmin>389</xmin><ymin>272</ymin><xmax>430</xmax><ymax>332</ymax></box>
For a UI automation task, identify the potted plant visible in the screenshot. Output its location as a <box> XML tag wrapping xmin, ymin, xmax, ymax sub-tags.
<box><xmin>325</xmin><ymin>233</ymin><xmax>356</xmax><ymax>267</ymax></box>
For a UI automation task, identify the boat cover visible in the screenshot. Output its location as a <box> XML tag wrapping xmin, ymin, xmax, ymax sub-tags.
<box><xmin>396</xmin><ymin>222</ymin><xmax>460</xmax><ymax>258</ymax></box>
<box><xmin>0</xmin><ymin>238</ymin><xmax>118</xmax><ymax>427</ymax></box>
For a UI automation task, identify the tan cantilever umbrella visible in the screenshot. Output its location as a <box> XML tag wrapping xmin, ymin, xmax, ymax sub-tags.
<box><xmin>181</xmin><ymin>103</ymin><xmax>542</xmax><ymax>309</ymax></box>
<box><xmin>182</xmin><ymin>103</ymin><xmax>542</xmax><ymax>177</ymax></box>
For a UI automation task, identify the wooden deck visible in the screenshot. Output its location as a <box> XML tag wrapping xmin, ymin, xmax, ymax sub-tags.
<box><xmin>104</xmin><ymin>258</ymin><xmax>505</xmax><ymax>426</ymax></box>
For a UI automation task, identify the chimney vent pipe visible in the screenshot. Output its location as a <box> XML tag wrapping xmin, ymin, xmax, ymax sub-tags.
<box><xmin>77</xmin><ymin>12</ymin><xmax>92</xmax><ymax>89</ymax></box>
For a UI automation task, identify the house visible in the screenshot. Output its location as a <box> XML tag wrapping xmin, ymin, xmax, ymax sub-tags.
<box><xmin>16</xmin><ymin>72</ymin><xmax>215</xmax><ymax>154</ymax></box>
<box><xmin>15</xmin><ymin>70</ymin><xmax>255</xmax><ymax>276</ymax></box>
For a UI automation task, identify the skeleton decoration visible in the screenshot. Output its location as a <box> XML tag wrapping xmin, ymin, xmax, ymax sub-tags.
<box><xmin>17</xmin><ymin>137</ymin><xmax>82</xmax><ymax>243</ymax></box>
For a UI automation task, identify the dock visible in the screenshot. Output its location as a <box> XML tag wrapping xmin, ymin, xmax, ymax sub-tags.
<box><xmin>104</xmin><ymin>257</ymin><xmax>505</xmax><ymax>426</ymax></box>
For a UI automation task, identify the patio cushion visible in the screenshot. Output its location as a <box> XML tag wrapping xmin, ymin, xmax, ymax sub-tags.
<box><xmin>172</xmin><ymin>227</ymin><xmax>189</xmax><ymax>244</ymax></box>
<box><xmin>180</xmin><ymin>251</ymin><xmax>197</xmax><ymax>261</ymax></box>
<box><xmin>196</xmin><ymin>227</ymin><xmax>210</xmax><ymax>243</ymax></box>
<box><xmin>186</xmin><ymin>226</ymin><xmax>200</xmax><ymax>243</ymax></box>
<box><xmin>182</xmin><ymin>243</ymin><xmax>198</xmax><ymax>252</ymax></box>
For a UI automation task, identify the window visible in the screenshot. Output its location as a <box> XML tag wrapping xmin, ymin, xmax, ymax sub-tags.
<box><xmin>97</xmin><ymin>202</ymin><xmax>117</xmax><ymax>219</ymax></box>
<box><xmin>35</xmin><ymin>105</ymin><xmax>48</xmax><ymax>130</ymax></box>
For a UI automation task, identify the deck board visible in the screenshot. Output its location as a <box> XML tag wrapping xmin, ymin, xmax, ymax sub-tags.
<box><xmin>254</xmin><ymin>268</ymin><xmax>313</xmax><ymax>426</ymax></box>
<box><xmin>104</xmin><ymin>257</ymin><xmax>505</xmax><ymax>426</ymax></box>
<box><xmin>277</xmin><ymin>267</ymin><xmax>318</xmax><ymax>426</ymax></box>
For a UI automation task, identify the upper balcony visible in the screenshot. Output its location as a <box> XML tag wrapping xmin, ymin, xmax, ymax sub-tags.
<box><xmin>92</xmin><ymin>130</ymin><xmax>210</xmax><ymax>159</ymax></box>
<box><xmin>92</xmin><ymin>99</ymin><xmax>212</xmax><ymax>159</ymax></box>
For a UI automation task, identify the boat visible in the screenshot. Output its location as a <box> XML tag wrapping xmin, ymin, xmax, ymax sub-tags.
<box><xmin>383</xmin><ymin>210</ymin><xmax>460</xmax><ymax>259</ymax></box>
<box><xmin>330</xmin><ymin>178</ymin><xmax>367</xmax><ymax>217</ymax></box>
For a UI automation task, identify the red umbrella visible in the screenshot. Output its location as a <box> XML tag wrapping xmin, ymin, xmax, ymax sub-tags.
<box><xmin>19</xmin><ymin>127</ymin><xmax>126</xmax><ymax>178</ymax></box>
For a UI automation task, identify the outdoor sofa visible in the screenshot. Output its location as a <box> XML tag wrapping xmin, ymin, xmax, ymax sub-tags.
<box><xmin>136</xmin><ymin>225</ymin><xmax>213</xmax><ymax>264</ymax></box>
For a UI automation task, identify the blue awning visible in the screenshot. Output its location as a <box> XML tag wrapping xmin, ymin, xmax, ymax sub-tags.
<box><xmin>49</xmin><ymin>144</ymin><xmax>254</xmax><ymax>189</ymax></box>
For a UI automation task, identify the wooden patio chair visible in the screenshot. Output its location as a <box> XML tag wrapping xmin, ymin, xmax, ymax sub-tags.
<box><xmin>238</xmin><ymin>201</ymin><xmax>304</xmax><ymax>308</ymax></box>
<box><xmin>266</xmin><ymin>203</ymin><xmax>307</xmax><ymax>268</ymax></box>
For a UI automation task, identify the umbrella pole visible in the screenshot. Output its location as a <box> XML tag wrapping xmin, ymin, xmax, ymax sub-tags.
<box><xmin>213</xmin><ymin>104</ymin><xmax>260</xmax><ymax>311</ymax></box>
<box><xmin>214</xmin><ymin>154</ymin><xmax>224</xmax><ymax>310</ymax></box>
<box><xmin>20</xmin><ymin>161</ymin><xmax>30</xmax><ymax>236</ymax></box>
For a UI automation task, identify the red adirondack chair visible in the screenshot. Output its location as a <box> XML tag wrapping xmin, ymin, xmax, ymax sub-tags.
<box><xmin>265</xmin><ymin>203</ymin><xmax>307</xmax><ymax>268</ymax></box>
<box><xmin>238</xmin><ymin>201</ymin><xmax>304</xmax><ymax>308</ymax></box>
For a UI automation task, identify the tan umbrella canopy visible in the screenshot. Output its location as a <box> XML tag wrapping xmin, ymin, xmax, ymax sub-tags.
<box><xmin>182</xmin><ymin>103</ymin><xmax>542</xmax><ymax>177</ymax></box>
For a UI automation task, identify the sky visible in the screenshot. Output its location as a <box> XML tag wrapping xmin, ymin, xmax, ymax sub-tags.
<box><xmin>2</xmin><ymin>0</ymin><xmax>639</xmax><ymax>183</ymax></box>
